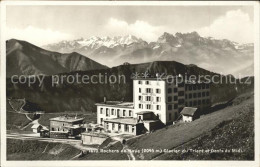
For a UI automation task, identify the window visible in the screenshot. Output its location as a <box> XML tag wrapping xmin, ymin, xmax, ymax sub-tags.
<box><xmin>178</xmin><ymin>83</ymin><xmax>184</xmax><ymax>87</ymax></box>
<box><xmin>206</xmin><ymin>92</ymin><xmax>209</xmax><ymax>96</ymax></box>
<box><xmin>189</xmin><ymin>94</ymin><xmax>192</xmax><ymax>99</ymax></box>
<box><xmin>178</xmin><ymin>91</ymin><xmax>184</xmax><ymax>96</ymax></box>
<box><xmin>146</xmin><ymin>96</ymin><xmax>151</xmax><ymax>101</ymax></box>
<box><xmin>193</xmin><ymin>93</ymin><xmax>197</xmax><ymax>98</ymax></box>
<box><xmin>198</xmin><ymin>100</ymin><xmax>201</xmax><ymax>105</ymax></box>
<box><xmin>168</xmin><ymin>96</ymin><xmax>172</xmax><ymax>102</ymax></box>
<box><xmin>194</xmin><ymin>100</ymin><xmax>197</xmax><ymax>106</ymax></box>
<box><xmin>117</xmin><ymin>109</ymin><xmax>120</xmax><ymax>116</ymax></box>
<box><xmin>106</xmin><ymin>123</ymin><xmax>109</xmax><ymax>130</ymax></box>
<box><xmin>198</xmin><ymin>92</ymin><xmax>201</xmax><ymax>98</ymax></box>
<box><xmin>123</xmin><ymin>110</ymin><xmax>126</xmax><ymax>116</ymax></box>
<box><xmin>118</xmin><ymin>124</ymin><xmax>121</xmax><ymax>130</ymax></box>
<box><xmin>174</xmin><ymin>96</ymin><xmax>178</xmax><ymax>101</ymax></box>
<box><xmin>106</xmin><ymin>108</ymin><xmax>109</xmax><ymax>116</ymax></box>
<box><xmin>138</xmin><ymin>81</ymin><xmax>142</xmax><ymax>84</ymax></box>
<box><xmin>156</xmin><ymin>89</ymin><xmax>161</xmax><ymax>93</ymax></box>
<box><xmin>156</xmin><ymin>105</ymin><xmax>161</xmax><ymax>110</ymax></box>
<box><xmin>132</xmin><ymin>126</ymin><xmax>135</xmax><ymax>132</ymax></box>
<box><xmin>193</xmin><ymin>85</ymin><xmax>197</xmax><ymax>90</ymax></box>
<box><xmin>125</xmin><ymin>125</ymin><xmax>128</xmax><ymax>132</ymax></box>
<box><xmin>146</xmin><ymin>81</ymin><xmax>150</xmax><ymax>85</ymax></box>
<box><xmin>146</xmin><ymin>104</ymin><xmax>151</xmax><ymax>109</ymax></box>
<box><xmin>202</xmin><ymin>99</ymin><xmax>206</xmax><ymax>104</ymax></box>
<box><xmin>202</xmin><ymin>92</ymin><xmax>205</xmax><ymax>97</ymax></box>
<box><xmin>169</xmin><ymin>113</ymin><xmax>172</xmax><ymax>120</ymax></box>
<box><xmin>100</xmin><ymin>108</ymin><xmax>103</xmax><ymax>114</ymax></box>
<box><xmin>168</xmin><ymin>105</ymin><xmax>172</xmax><ymax>110</ymax></box>
<box><xmin>156</xmin><ymin>97</ymin><xmax>161</xmax><ymax>102</ymax></box>
<box><xmin>129</xmin><ymin>110</ymin><xmax>132</xmax><ymax>116</ymax></box>
<box><xmin>139</xmin><ymin>88</ymin><xmax>141</xmax><ymax>93</ymax></box>
<box><xmin>206</xmin><ymin>99</ymin><xmax>210</xmax><ymax>104</ymax></box>
<box><xmin>138</xmin><ymin>96</ymin><xmax>142</xmax><ymax>100</ymax></box>
<box><xmin>111</xmin><ymin>109</ymin><xmax>114</xmax><ymax>115</ymax></box>
<box><xmin>146</xmin><ymin>88</ymin><xmax>152</xmax><ymax>93</ymax></box>
<box><xmin>174</xmin><ymin>104</ymin><xmax>178</xmax><ymax>109</ymax></box>
<box><xmin>185</xmin><ymin>85</ymin><xmax>188</xmax><ymax>91</ymax></box>
<box><xmin>198</xmin><ymin>85</ymin><xmax>201</xmax><ymax>90</ymax></box>
<box><xmin>112</xmin><ymin>123</ymin><xmax>115</xmax><ymax>130</ymax></box>
<box><xmin>178</xmin><ymin>99</ymin><xmax>184</xmax><ymax>104</ymax></box>
<box><xmin>189</xmin><ymin>86</ymin><xmax>192</xmax><ymax>90</ymax></box>
<box><xmin>174</xmin><ymin>88</ymin><xmax>178</xmax><ymax>93</ymax></box>
<box><xmin>100</xmin><ymin>118</ymin><xmax>103</xmax><ymax>124</ymax></box>
<box><xmin>189</xmin><ymin>101</ymin><xmax>192</xmax><ymax>106</ymax></box>
<box><xmin>139</xmin><ymin>104</ymin><xmax>143</xmax><ymax>109</ymax></box>
<box><xmin>168</xmin><ymin>88</ymin><xmax>172</xmax><ymax>93</ymax></box>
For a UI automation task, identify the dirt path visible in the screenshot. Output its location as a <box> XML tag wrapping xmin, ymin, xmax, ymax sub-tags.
<box><xmin>122</xmin><ymin>144</ymin><xmax>136</xmax><ymax>160</ymax></box>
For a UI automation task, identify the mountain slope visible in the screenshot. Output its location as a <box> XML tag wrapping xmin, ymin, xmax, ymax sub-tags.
<box><xmin>6</xmin><ymin>39</ymin><xmax>108</xmax><ymax>77</ymax></box>
<box><xmin>43</xmin><ymin>32</ymin><xmax>254</xmax><ymax>76</ymax></box>
<box><xmin>6</xmin><ymin>60</ymin><xmax>254</xmax><ymax>113</ymax></box>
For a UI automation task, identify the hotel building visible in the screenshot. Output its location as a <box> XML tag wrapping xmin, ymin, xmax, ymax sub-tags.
<box><xmin>96</xmin><ymin>77</ymin><xmax>211</xmax><ymax>135</ymax></box>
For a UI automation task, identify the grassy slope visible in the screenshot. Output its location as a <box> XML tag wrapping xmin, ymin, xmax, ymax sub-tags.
<box><xmin>7</xmin><ymin>139</ymin><xmax>81</xmax><ymax>160</ymax></box>
<box><xmin>156</xmin><ymin>99</ymin><xmax>254</xmax><ymax>160</ymax></box>
<box><xmin>127</xmin><ymin>92</ymin><xmax>254</xmax><ymax>160</ymax></box>
<box><xmin>6</xmin><ymin>112</ymin><xmax>31</xmax><ymax>130</ymax></box>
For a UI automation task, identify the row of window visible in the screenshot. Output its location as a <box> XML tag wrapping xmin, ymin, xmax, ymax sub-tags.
<box><xmin>106</xmin><ymin>122</ymin><xmax>135</xmax><ymax>133</ymax></box>
<box><xmin>185</xmin><ymin>92</ymin><xmax>210</xmax><ymax>99</ymax></box>
<box><xmin>139</xmin><ymin>104</ymin><xmax>161</xmax><ymax>110</ymax></box>
<box><xmin>139</xmin><ymin>88</ymin><xmax>161</xmax><ymax>94</ymax></box>
<box><xmin>185</xmin><ymin>84</ymin><xmax>210</xmax><ymax>91</ymax></box>
<box><xmin>185</xmin><ymin>99</ymin><xmax>210</xmax><ymax>106</ymax></box>
<box><xmin>138</xmin><ymin>80</ymin><xmax>151</xmax><ymax>85</ymax></box>
<box><xmin>100</xmin><ymin>108</ymin><xmax>132</xmax><ymax>117</ymax></box>
<box><xmin>138</xmin><ymin>96</ymin><xmax>161</xmax><ymax>102</ymax></box>
<box><xmin>167</xmin><ymin>88</ymin><xmax>178</xmax><ymax>93</ymax></box>
<box><xmin>167</xmin><ymin>104</ymin><xmax>178</xmax><ymax>110</ymax></box>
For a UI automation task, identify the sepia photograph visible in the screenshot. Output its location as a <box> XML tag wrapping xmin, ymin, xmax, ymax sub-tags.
<box><xmin>0</xmin><ymin>1</ymin><xmax>259</xmax><ymax>167</ymax></box>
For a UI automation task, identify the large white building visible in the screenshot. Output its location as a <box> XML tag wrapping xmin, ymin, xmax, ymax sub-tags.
<box><xmin>96</xmin><ymin>77</ymin><xmax>211</xmax><ymax>135</ymax></box>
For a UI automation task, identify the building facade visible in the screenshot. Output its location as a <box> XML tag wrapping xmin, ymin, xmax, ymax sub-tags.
<box><xmin>96</xmin><ymin>77</ymin><xmax>211</xmax><ymax>135</ymax></box>
<box><xmin>49</xmin><ymin>116</ymin><xmax>86</xmax><ymax>138</ymax></box>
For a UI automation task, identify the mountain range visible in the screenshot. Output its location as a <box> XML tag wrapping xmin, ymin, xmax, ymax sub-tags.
<box><xmin>43</xmin><ymin>32</ymin><xmax>254</xmax><ymax>77</ymax></box>
<box><xmin>6</xmin><ymin>39</ymin><xmax>108</xmax><ymax>77</ymax></box>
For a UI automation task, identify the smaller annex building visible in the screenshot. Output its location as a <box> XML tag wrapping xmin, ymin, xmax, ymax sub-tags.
<box><xmin>180</xmin><ymin>107</ymin><xmax>199</xmax><ymax>122</ymax></box>
<box><xmin>81</xmin><ymin>132</ymin><xmax>109</xmax><ymax>145</ymax></box>
<box><xmin>49</xmin><ymin>115</ymin><xmax>86</xmax><ymax>138</ymax></box>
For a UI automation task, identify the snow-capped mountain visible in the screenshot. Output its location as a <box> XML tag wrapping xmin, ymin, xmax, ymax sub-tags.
<box><xmin>43</xmin><ymin>32</ymin><xmax>254</xmax><ymax>76</ymax></box>
<box><xmin>44</xmin><ymin>35</ymin><xmax>147</xmax><ymax>52</ymax></box>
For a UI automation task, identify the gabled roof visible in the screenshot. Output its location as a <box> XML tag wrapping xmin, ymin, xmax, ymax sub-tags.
<box><xmin>49</xmin><ymin>116</ymin><xmax>84</xmax><ymax>123</ymax></box>
<box><xmin>31</xmin><ymin>124</ymin><xmax>42</xmax><ymax>129</ymax></box>
<box><xmin>180</xmin><ymin>107</ymin><xmax>198</xmax><ymax>116</ymax></box>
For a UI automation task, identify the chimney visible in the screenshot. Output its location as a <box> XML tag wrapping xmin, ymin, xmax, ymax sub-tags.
<box><xmin>104</xmin><ymin>96</ymin><xmax>106</xmax><ymax>104</ymax></box>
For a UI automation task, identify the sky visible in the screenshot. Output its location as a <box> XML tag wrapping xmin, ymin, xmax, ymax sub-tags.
<box><xmin>6</xmin><ymin>5</ymin><xmax>254</xmax><ymax>46</ymax></box>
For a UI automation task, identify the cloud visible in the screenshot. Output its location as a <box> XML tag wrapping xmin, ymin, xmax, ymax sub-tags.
<box><xmin>197</xmin><ymin>9</ymin><xmax>253</xmax><ymax>43</ymax></box>
<box><xmin>6</xmin><ymin>26</ymin><xmax>74</xmax><ymax>46</ymax></box>
<box><xmin>106</xmin><ymin>18</ymin><xmax>163</xmax><ymax>42</ymax></box>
